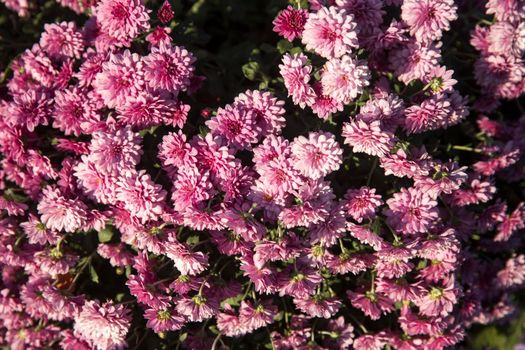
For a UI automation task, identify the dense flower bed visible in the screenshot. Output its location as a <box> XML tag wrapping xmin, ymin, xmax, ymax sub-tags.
<box><xmin>0</xmin><ymin>0</ymin><xmax>524</xmax><ymax>349</ymax></box>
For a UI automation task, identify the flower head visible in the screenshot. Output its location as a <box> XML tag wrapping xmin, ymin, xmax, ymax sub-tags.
<box><xmin>74</xmin><ymin>300</ymin><xmax>132</xmax><ymax>350</ymax></box>
<box><xmin>302</xmin><ymin>6</ymin><xmax>358</xmax><ymax>58</ymax></box>
<box><xmin>273</xmin><ymin>6</ymin><xmax>308</xmax><ymax>41</ymax></box>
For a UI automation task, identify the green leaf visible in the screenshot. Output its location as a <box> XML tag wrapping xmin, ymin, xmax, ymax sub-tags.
<box><xmin>186</xmin><ymin>234</ymin><xmax>200</xmax><ymax>246</ymax></box>
<box><xmin>98</xmin><ymin>226</ymin><xmax>113</xmax><ymax>243</ymax></box>
<box><xmin>242</xmin><ymin>61</ymin><xmax>260</xmax><ymax>81</ymax></box>
<box><xmin>89</xmin><ymin>265</ymin><xmax>99</xmax><ymax>284</ymax></box>
<box><xmin>277</xmin><ymin>40</ymin><xmax>292</xmax><ymax>54</ymax></box>
<box><xmin>290</xmin><ymin>47</ymin><xmax>303</xmax><ymax>55</ymax></box>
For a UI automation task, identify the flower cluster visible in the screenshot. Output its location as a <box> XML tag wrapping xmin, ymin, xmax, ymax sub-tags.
<box><xmin>0</xmin><ymin>0</ymin><xmax>524</xmax><ymax>349</ymax></box>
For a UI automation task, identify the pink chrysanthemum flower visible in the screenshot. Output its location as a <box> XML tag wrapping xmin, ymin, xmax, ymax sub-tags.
<box><xmin>21</xmin><ymin>44</ymin><xmax>59</xmax><ymax>88</ymax></box>
<box><xmin>143</xmin><ymin>43</ymin><xmax>195</xmax><ymax>93</ymax></box>
<box><xmin>348</xmin><ymin>290</ymin><xmax>394</xmax><ymax>320</ymax></box>
<box><xmin>37</xmin><ymin>186</ymin><xmax>88</xmax><ymax>232</ymax></box>
<box><xmin>176</xmin><ymin>293</ymin><xmax>217</xmax><ymax>322</ymax></box>
<box><xmin>401</xmin><ymin>0</ymin><xmax>457</xmax><ymax>43</ymax></box>
<box><xmin>40</xmin><ymin>21</ymin><xmax>84</xmax><ymax>60</ymax></box>
<box><xmin>335</xmin><ymin>0</ymin><xmax>385</xmax><ymax>36</ymax></box>
<box><xmin>497</xmin><ymin>255</ymin><xmax>525</xmax><ymax>288</ymax></box>
<box><xmin>146</xmin><ymin>26</ymin><xmax>173</xmax><ymax>47</ymax></box>
<box><xmin>234</xmin><ymin>90</ymin><xmax>286</xmax><ymax>136</ymax></box>
<box><xmin>217</xmin><ymin>305</ymin><xmax>245</xmax><ymax>337</ymax></box>
<box><xmin>321</xmin><ymin>55</ymin><xmax>370</xmax><ymax>104</ymax></box>
<box><xmin>206</xmin><ymin>104</ymin><xmax>259</xmax><ymax>150</ymax></box>
<box><xmin>272</xmin><ymin>5</ymin><xmax>308</xmax><ymax>41</ymax></box>
<box><xmin>74</xmin><ymin>300</ymin><xmax>132</xmax><ymax>350</ymax></box>
<box><xmin>342</xmin><ymin>119</ymin><xmax>394</xmax><ymax>157</ymax></box>
<box><xmin>7</xmin><ymin>89</ymin><xmax>52</xmax><ymax>132</ymax></box>
<box><xmin>171</xmin><ymin>166</ymin><xmax>214</xmax><ymax>212</ymax></box>
<box><xmin>97</xmin><ymin>243</ymin><xmax>134</xmax><ymax>268</ymax></box>
<box><xmin>389</xmin><ymin>41</ymin><xmax>441</xmax><ymax>84</ymax></box>
<box><xmin>144</xmin><ymin>307</ymin><xmax>184</xmax><ymax>333</ymax></box>
<box><xmin>164</xmin><ymin>236</ymin><xmax>209</xmax><ymax>275</ymax></box>
<box><xmin>89</xmin><ymin>127</ymin><xmax>142</xmax><ymax>175</ymax></box>
<box><xmin>294</xmin><ymin>295</ymin><xmax>342</xmax><ymax>318</ymax></box>
<box><xmin>93</xmin><ymin>50</ymin><xmax>145</xmax><ymax>108</ymax></box>
<box><xmin>279</xmin><ymin>53</ymin><xmax>316</xmax><ymax>108</ymax></box>
<box><xmin>474</xmin><ymin>53</ymin><xmax>524</xmax><ymax>100</ymax></box>
<box><xmin>404</xmin><ymin>94</ymin><xmax>457</xmax><ymax>134</ymax></box>
<box><xmin>239</xmin><ymin>300</ymin><xmax>278</xmax><ymax>332</ymax></box>
<box><xmin>157</xmin><ymin>0</ymin><xmax>174</xmax><ymax>23</ymax></box>
<box><xmin>116</xmin><ymin>93</ymin><xmax>177</xmax><ymax>128</ymax></box>
<box><xmin>95</xmin><ymin>0</ymin><xmax>150</xmax><ymax>42</ymax></box>
<box><xmin>116</xmin><ymin>170</ymin><xmax>167</xmax><ymax>224</ymax></box>
<box><xmin>53</xmin><ymin>87</ymin><xmax>99</xmax><ymax>137</ymax></box>
<box><xmin>20</xmin><ymin>214</ymin><xmax>59</xmax><ymax>245</ymax></box>
<box><xmin>74</xmin><ymin>156</ymin><xmax>119</xmax><ymax>204</ymax></box>
<box><xmin>290</xmin><ymin>132</ymin><xmax>343</xmax><ymax>179</ymax></box>
<box><xmin>158</xmin><ymin>131</ymin><xmax>197</xmax><ymax>170</ymax></box>
<box><xmin>423</xmin><ymin>66</ymin><xmax>457</xmax><ymax>94</ymax></box>
<box><xmin>385</xmin><ymin>187</ymin><xmax>439</xmax><ymax>235</ymax></box>
<box><xmin>486</xmin><ymin>0</ymin><xmax>525</xmax><ymax>23</ymax></box>
<box><xmin>309</xmin><ymin>81</ymin><xmax>345</xmax><ymax>119</ymax></box>
<box><xmin>278</xmin><ymin>263</ymin><xmax>323</xmax><ymax>298</ymax></box>
<box><xmin>75</xmin><ymin>51</ymin><xmax>107</xmax><ymax>88</ymax></box>
<box><xmin>343</xmin><ymin>186</ymin><xmax>383</xmax><ymax>222</ymax></box>
<box><xmin>191</xmin><ymin>134</ymin><xmax>237</xmax><ymax>180</ymax></box>
<box><xmin>302</xmin><ymin>6</ymin><xmax>358</xmax><ymax>59</ymax></box>
<box><xmin>415</xmin><ymin>278</ymin><xmax>458</xmax><ymax>317</ymax></box>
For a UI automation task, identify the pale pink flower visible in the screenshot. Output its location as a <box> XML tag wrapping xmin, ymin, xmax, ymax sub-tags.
<box><xmin>206</xmin><ymin>104</ymin><xmax>259</xmax><ymax>150</ymax></box>
<box><xmin>116</xmin><ymin>170</ymin><xmax>167</xmax><ymax>224</ymax></box>
<box><xmin>37</xmin><ymin>186</ymin><xmax>88</xmax><ymax>232</ymax></box>
<box><xmin>497</xmin><ymin>255</ymin><xmax>525</xmax><ymax>288</ymax></box>
<box><xmin>175</xmin><ymin>294</ymin><xmax>217</xmax><ymax>322</ymax></box>
<box><xmin>93</xmin><ymin>50</ymin><xmax>145</xmax><ymax>108</ymax></box>
<box><xmin>234</xmin><ymin>90</ymin><xmax>286</xmax><ymax>136</ymax></box>
<box><xmin>74</xmin><ymin>156</ymin><xmax>119</xmax><ymax>204</ymax></box>
<box><xmin>279</xmin><ymin>53</ymin><xmax>316</xmax><ymax>108</ymax></box>
<box><xmin>342</xmin><ymin>119</ymin><xmax>394</xmax><ymax>157</ymax></box>
<box><xmin>321</xmin><ymin>55</ymin><xmax>370</xmax><ymax>104</ymax></box>
<box><xmin>40</xmin><ymin>21</ymin><xmax>84</xmax><ymax>59</ymax></box>
<box><xmin>416</xmin><ymin>279</ymin><xmax>458</xmax><ymax>317</ymax></box>
<box><xmin>53</xmin><ymin>87</ymin><xmax>100</xmax><ymax>136</ymax></box>
<box><xmin>143</xmin><ymin>43</ymin><xmax>196</xmax><ymax>93</ymax></box>
<box><xmin>74</xmin><ymin>300</ymin><xmax>131</xmax><ymax>350</ymax></box>
<box><xmin>95</xmin><ymin>0</ymin><xmax>150</xmax><ymax>42</ymax></box>
<box><xmin>401</xmin><ymin>0</ymin><xmax>457</xmax><ymax>43</ymax></box>
<box><xmin>348</xmin><ymin>290</ymin><xmax>394</xmax><ymax>320</ymax></box>
<box><xmin>144</xmin><ymin>307</ymin><xmax>184</xmax><ymax>333</ymax></box>
<box><xmin>290</xmin><ymin>132</ymin><xmax>343</xmax><ymax>179</ymax></box>
<box><xmin>116</xmin><ymin>93</ymin><xmax>178</xmax><ymax>128</ymax></box>
<box><xmin>171</xmin><ymin>166</ymin><xmax>214</xmax><ymax>212</ymax></box>
<box><xmin>89</xmin><ymin>127</ymin><xmax>142</xmax><ymax>175</ymax></box>
<box><xmin>343</xmin><ymin>186</ymin><xmax>383</xmax><ymax>222</ymax></box>
<box><xmin>385</xmin><ymin>187</ymin><xmax>439</xmax><ymax>235</ymax></box>
<box><xmin>158</xmin><ymin>131</ymin><xmax>197</xmax><ymax>170</ymax></box>
<box><xmin>389</xmin><ymin>41</ymin><xmax>441</xmax><ymax>84</ymax></box>
<box><xmin>302</xmin><ymin>6</ymin><xmax>359</xmax><ymax>58</ymax></box>
<box><xmin>309</xmin><ymin>81</ymin><xmax>345</xmax><ymax>119</ymax></box>
<box><xmin>486</xmin><ymin>0</ymin><xmax>525</xmax><ymax>23</ymax></box>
